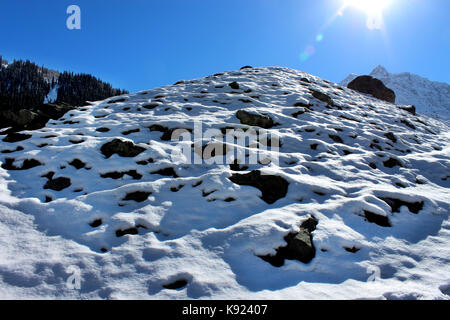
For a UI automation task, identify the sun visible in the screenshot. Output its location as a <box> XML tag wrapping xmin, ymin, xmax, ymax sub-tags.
<box><xmin>344</xmin><ymin>0</ymin><xmax>390</xmax><ymax>15</ymax></box>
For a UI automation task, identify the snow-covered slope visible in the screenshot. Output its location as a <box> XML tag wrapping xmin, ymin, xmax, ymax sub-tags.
<box><xmin>0</xmin><ymin>67</ymin><xmax>449</xmax><ymax>299</ymax></box>
<box><xmin>341</xmin><ymin>66</ymin><xmax>450</xmax><ymax>123</ymax></box>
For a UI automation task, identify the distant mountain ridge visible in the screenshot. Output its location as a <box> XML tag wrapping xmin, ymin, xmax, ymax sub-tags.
<box><xmin>341</xmin><ymin>66</ymin><xmax>450</xmax><ymax>123</ymax></box>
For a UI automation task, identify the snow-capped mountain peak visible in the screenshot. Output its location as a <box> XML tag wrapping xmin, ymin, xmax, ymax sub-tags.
<box><xmin>371</xmin><ymin>65</ymin><xmax>389</xmax><ymax>77</ymax></box>
<box><xmin>341</xmin><ymin>66</ymin><xmax>450</xmax><ymax>123</ymax></box>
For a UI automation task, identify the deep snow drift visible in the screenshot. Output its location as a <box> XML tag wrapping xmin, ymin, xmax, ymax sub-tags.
<box><xmin>341</xmin><ymin>66</ymin><xmax>450</xmax><ymax>123</ymax></box>
<box><xmin>0</xmin><ymin>66</ymin><xmax>449</xmax><ymax>299</ymax></box>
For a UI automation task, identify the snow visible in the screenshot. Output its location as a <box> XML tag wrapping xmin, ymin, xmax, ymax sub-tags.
<box><xmin>43</xmin><ymin>84</ymin><xmax>59</xmax><ymax>104</ymax></box>
<box><xmin>341</xmin><ymin>66</ymin><xmax>450</xmax><ymax>123</ymax></box>
<box><xmin>0</xmin><ymin>66</ymin><xmax>449</xmax><ymax>299</ymax></box>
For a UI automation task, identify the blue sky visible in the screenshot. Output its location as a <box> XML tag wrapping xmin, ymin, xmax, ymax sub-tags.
<box><xmin>1</xmin><ymin>0</ymin><xmax>449</xmax><ymax>92</ymax></box>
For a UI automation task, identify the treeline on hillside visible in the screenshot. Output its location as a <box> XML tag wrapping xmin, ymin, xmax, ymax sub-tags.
<box><xmin>0</xmin><ymin>60</ymin><xmax>50</xmax><ymax>109</ymax></box>
<box><xmin>57</xmin><ymin>72</ymin><xmax>127</xmax><ymax>106</ymax></box>
<box><xmin>0</xmin><ymin>57</ymin><xmax>128</xmax><ymax>110</ymax></box>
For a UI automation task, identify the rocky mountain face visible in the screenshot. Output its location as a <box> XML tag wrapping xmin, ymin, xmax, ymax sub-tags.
<box><xmin>347</xmin><ymin>75</ymin><xmax>396</xmax><ymax>103</ymax></box>
<box><xmin>0</xmin><ymin>66</ymin><xmax>449</xmax><ymax>299</ymax></box>
<box><xmin>341</xmin><ymin>66</ymin><xmax>450</xmax><ymax>123</ymax></box>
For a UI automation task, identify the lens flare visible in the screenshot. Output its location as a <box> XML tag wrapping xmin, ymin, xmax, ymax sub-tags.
<box><xmin>344</xmin><ymin>0</ymin><xmax>390</xmax><ymax>30</ymax></box>
<box><xmin>345</xmin><ymin>0</ymin><xmax>390</xmax><ymax>15</ymax></box>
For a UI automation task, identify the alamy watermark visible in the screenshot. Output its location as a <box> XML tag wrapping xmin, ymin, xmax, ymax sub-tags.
<box><xmin>169</xmin><ymin>121</ymin><xmax>280</xmax><ymax>166</ymax></box>
<box><xmin>66</xmin><ymin>5</ymin><xmax>81</xmax><ymax>30</ymax></box>
<box><xmin>66</xmin><ymin>265</ymin><xmax>82</xmax><ymax>290</ymax></box>
<box><xmin>366</xmin><ymin>265</ymin><xmax>381</xmax><ymax>282</ymax></box>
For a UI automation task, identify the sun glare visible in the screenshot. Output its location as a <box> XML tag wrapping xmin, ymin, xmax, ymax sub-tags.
<box><xmin>345</xmin><ymin>0</ymin><xmax>390</xmax><ymax>15</ymax></box>
<box><xmin>343</xmin><ymin>0</ymin><xmax>391</xmax><ymax>30</ymax></box>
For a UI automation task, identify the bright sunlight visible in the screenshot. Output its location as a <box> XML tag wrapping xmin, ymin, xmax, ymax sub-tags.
<box><xmin>344</xmin><ymin>0</ymin><xmax>391</xmax><ymax>15</ymax></box>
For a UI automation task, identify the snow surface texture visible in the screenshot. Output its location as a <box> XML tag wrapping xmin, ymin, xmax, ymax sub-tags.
<box><xmin>0</xmin><ymin>66</ymin><xmax>449</xmax><ymax>299</ymax></box>
<box><xmin>341</xmin><ymin>66</ymin><xmax>450</xmax><ymax>124</ymax></box>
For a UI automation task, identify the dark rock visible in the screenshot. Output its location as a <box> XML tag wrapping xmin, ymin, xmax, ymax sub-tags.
<box><xmin>300</xmin><ymin>78</ymin><xmax>311</xmax><ymax>83</ymax></box>
<box><xmin>370</xmin><ymin>143</ymin><xmax>383</xmax><ymax>151</ymax></box>
<box><xmin>1</xmin><ymin>158</ymin><xmax>42</xmax><ymax>170</ymax></box>
<box><xmin>115</xmin><ymin>227</ymin><xmax>139</xmax><ymax>237</ymax></box>
<box><xmin>229</xmin><ymin>160</ymin><xmax>249</xmax><ymax>171</ymax></box>
<box><xmin>369</xmin><ymin>162</ymin><xmax>377</xmax><ymax>169</ymax></box>
<box><xmin>398</xmin><ymin>105</ymin><xmax>416</xmax><ymax>115</ymax></box>
<box><xmin>149</xmin><ymin>125</ymin><xmax>192</xmax><ymax>141</ymax></box>
<box><xmin>379</xmin><ymin>197</ymin><xmax>424</xmax><ymax>214</ymax></box>
<box><xmin>38</xmin><ymin>102</ymin><xmax>74</xmax><ymax>120</ymax></box>
<box><xmin>384</xmin><ymin>132</ymin><xmax>397</xmax><ymax>143</ymax></box>
<box><xmin>122</xmin><ymin>191</ymin><xmax>151</xmax><ymax>202</ymax></box>
<box><xmin>292</xmin><ymin>109</ymin><xmax>308</xmax><ymax>118</ymax></box>
<box><xmin>100</xmin><ymin>139</ymin><xmax>146</xmax><ymax>158</ymax></box>
<box><xmin>229</xmin><ymin>170</ymin><xmax>289</xmax><ymax>204</ymax></box>
<box><xmin>63</xmin><ymin>120</ymin><xmax>79</xmax><ymax>125</ymax></box>
<box><xmin>401</xmin><ymin>119</ymin><xmax>416</xmax><ymax>130</ymax></box>
<box><xmin>311</xmin><ymin>90</ymin><xmax>334</xmax><ymax>105</ymax></box>
<box><xmin>41</xmin><ymin>171</ymin><xmax>55</xmax><ymax>180</ymax></box>
<box><xmin>259</xmin><ymin>216</ymin><xmax>318</xmax><ymax>267</ymax></box>
<box><xmin>163</xmin><ymin>279</ymin><xmax>188</xmax><ymax>290</ymax></box>
<box><xmin>151</xmin><ymin>167</ymin><xmax>178</xmax><ymax>178</ymax></box>
<box><xmin>143</xmin><ymin>103</ymin><xmax>160</xmax><ymax>110</ymax></box>
<box><xmin>228</xmin><ymin>82</ymin><xmax>240</xmax><ymax>90</ymax></box>
<box><xmin>342</xmin><ymin>150</ymin><xmax>352</xmax><ymax>155</ymax></box>
<box><xmin>344</xmin><ymin>246</ymin><xmax>360</xmax><ymax>253</ymax></box>
<box><xmin>347</xmin><ymin>76</ymin><xmax>395</xmax><ymax>103</ymax></box>
<box><xmin>2</xmin><ymin>132</ymin><xmax>32</xmax><ymax>142</ymax></box>
<box><xmin>69</xmin><ymin>139</ymin><xmax>84</xmax><ymax>144</ymax></box>
<box><xmin>96</xmin><ymin>127</ymin><xmax>110</xmax><ymax>132</ymax></box>
<box><xmin>329</xmin><ymin>134</ymin><xmax>343</xmax><ymax>144</ymax></box>
<box><xmin>236</xmin><ymin>110</ymin><xmax>275</xmax><ymax>129</ymax></box>
<box><xmin>44</xmin><ymin>177</ymin><xmax>71</xmax><ymax>191</ymax></box>
<box><xmin>383</xmin><ymin>157</ymin><xmax>402</xmax><ymax>168</ymax></box>
<box><xmin>0</xmin><ymin>109</ymin><xmax>42</xmax><ymax>130</ymax></box>
<box><xmin>170</xmin><ymin>185</ymin><xmax>184</xmax><ymax>192</ymax></box>
<box><xmin>363</xmin><ymin>210</ymin><xmax>391</xmax><ymax>227</ymax></box>
<box><xmin>101</xmin><ymin>170</ymin><xmax>142</xmax><ymax>180</ymax></box>
<box><xmin>89</xmin><ymin>219</ymin><xmax>102</xmax><ymax>228</ymax></box>
<box><xmin>240</xmin><ymin>66</ymin><xmax>253</xmax><ymax>70</ymax></box>
<box><xmin>1</xmin><ymin>146</ymin><xmax>24</xmax><ymax>154</ymax></box>
<box><xmin>122</xmin><ymin>128</ymin><xmax>140</xmax><ymax>135</ymax></box>
<box><xmin>108</xmin><ymin>98</ymin><xmax>127</xmax><ymax>104</ymax></box>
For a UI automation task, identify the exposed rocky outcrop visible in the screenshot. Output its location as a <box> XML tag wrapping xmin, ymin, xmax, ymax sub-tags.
<box><xmin>44</xmin><ymin>177</ymin><xmax>71</xmax><ymax>191</ymax></box>
<box><xmin>347</xmin><ymin>75</ymin><xmax>396</xmax><ymax>103</ymax></box>
<box><xmin>122</xmin><ymin>191</ymin><xmax>152</xmax><ymax>202</ymax></box>
<box><xmin>259</xmin><ymin>216</ymin><xmax>318</xmax><ymax>266</ymax></box>
<box><xmin>236</xmin><ymin>110</ymin><xmax>275</xmax><ymax>129</ymax></box>
<box><xmin>0</xmin><ymin>102</ymin><xmax>75</xmax><ymax>132</ymax></box>
<box><xmin>100</xmin><ymin>139</ymin><xmax>146</xmax><ymax>158</ymax></box>
<box><xmin>229</xmin><ymin>170</ymin><xmax>289</xmax><ymax>204</ymax></box>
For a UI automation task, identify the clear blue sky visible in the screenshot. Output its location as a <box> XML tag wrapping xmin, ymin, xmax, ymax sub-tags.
<box><xmin>1</xmin><ymin>0</ymin><xmax>449</xmax><ymax>92</ymax></box>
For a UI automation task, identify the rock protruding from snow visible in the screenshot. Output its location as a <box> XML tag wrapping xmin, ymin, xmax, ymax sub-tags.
<box><xmin>100</xmin><ymin>139</ymin><xmax>146</xmax><ymax>158</ymax></box>
<box><xmin>347</xmin><ymin>75</ymin><xmax>396</xmax><ymax>103</ymax></box>
<box><xmin>341</xmin><ymin>66</ymin><xmax>450</xmax><ymax>122</ymax></box>
<box><xmin>229</xmin><ymin>170</ymin><xmax>289</xmax><ymax>204</ymax></box>
<box><xmin>259</xmin><ymin>216</ymin><xmax>318</xmax><ymax>266</ymax></box>
<box><xmin>236</xmin><ymin>110</ymin><xmax>275</xmax><ymax>129</ymax></box>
